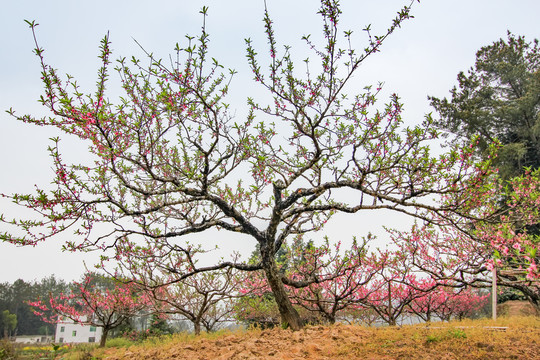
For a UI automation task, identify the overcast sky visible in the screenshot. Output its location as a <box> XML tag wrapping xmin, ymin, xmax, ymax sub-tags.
<box><xmin>1</xmin><ymin>0</ymin><xmax>540</xmax><ymax>283</ymax></box>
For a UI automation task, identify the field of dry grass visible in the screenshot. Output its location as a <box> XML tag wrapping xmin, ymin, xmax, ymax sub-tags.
<box><xmin>88</xmin><ymin>316</ymin><xmax>539</xmax><ymax>360</ymax></box>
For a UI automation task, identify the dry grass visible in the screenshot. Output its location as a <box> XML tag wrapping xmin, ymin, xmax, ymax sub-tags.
<box><xmin>91</xmin><ymin>316</ymin><xmax>539</xmax><ymax>359</ymax></box>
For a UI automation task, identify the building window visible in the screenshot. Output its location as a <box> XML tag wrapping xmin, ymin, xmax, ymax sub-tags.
<box><xmin>59</xmin><ymin>338</ymin><xmax>64</xmax><ymax>343</ymax></box>
<box><xmin>60</xmin><ymin>326</ymin><xmax>65</xmax><ymax>332</ymax></box>
<box><xmin>90</xmin><ymin>326</ymin><xmax>97</xmax><ymax>332</ymax></box>
<box><xmin>88</xmin><ymin>337</ymin><xmax>96</xmax><ymax>343</ymax></box>
<box><xmin>72</xmin><ymin>331</ymin><xmax>77</xmax><ymax>337</ymax></box>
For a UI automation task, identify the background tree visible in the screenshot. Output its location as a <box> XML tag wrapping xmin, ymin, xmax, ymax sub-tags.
<box><xmin>408</xmin><ymin>284</ymin><xmax>489</xmax><ymax>322</ymax></box>
<box><xmin>1</xmin><ymin>310</ymin><xmax>17</xmax><ymax>338</ymax></box>
<box><xmin>4</xmin><ymin>0</ymin><xmax>536</xmax><ymax>331</ymax></box>
<box><xmin>5</xmin><ymin>280</ymin><xmax>32</xmax><ymax>336</ymax></box>
<box><xmin>147</xmin><ymin>313</ymin><xmax>174</xmax><ymax>336</ymax></box>
<box><xmin>274</xmin><ymin>237</ymin><xmax>379</xmax><ymax>324</ymax></box>
<box><xmin>0</xmin><ymin>276</ymin><xmax>68</xmax><ymax>336</ymax></box>
<box><xmin>33</xmin><ymin>276</ymin><xmax>70</xmax><ymax>335</ymax></box>
<box><xmin>429</xmin><ymin>32</ymin><xmax>540</xmax><ymax>307</ymax></box>
<box><xmin>430</xmin><ymin>32</ymin><xmax>540</xmax><ymax>181</ymax></box>
<box><xmin>358</xmin><ymin>250</ymin><xmax>432</xmax><ymax>326</ymax></box>
<box><xmin>392</xmin><ymin>170</ymin><xmax>540</xmax><ymax>311</ymax></box>
<box><xmin>142</xmin><ymin>268</ymin><xmax>240</xmax><ymax>335</ymax></box>
<box><xmin>30</xmin><ymin>273</ymin><xmax>148</xmax><ymax>347</ymax></box>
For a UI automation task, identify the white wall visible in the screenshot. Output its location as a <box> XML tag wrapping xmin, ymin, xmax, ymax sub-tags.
<box><xmin>14</xmin><ymin>335</ymin><xmax>53</xmax><ymax>344</ymax></box>
<box><xmin>55</xmin><ymin>320</ymin><xmax>103</xmax><ymax>344</ymax></box>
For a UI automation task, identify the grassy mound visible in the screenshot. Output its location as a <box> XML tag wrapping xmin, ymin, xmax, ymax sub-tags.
<box><xmin>32</xmin><ymin>316</ymin><xmax>540</xmax><ymax>360</ymax></box>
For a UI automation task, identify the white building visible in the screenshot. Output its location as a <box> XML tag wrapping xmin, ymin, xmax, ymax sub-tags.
<box><xmin>54</xmin><ymin>318</ymin><xmax>103</xmax><ymax>344</ymax></box>
<box><xmin>13</xmin><ymin>335</ymin><xmax>53</xmax><ymax>344</ymax></box>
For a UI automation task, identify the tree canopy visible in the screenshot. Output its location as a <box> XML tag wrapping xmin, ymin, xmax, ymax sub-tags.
<box><xmin>430</xmin><ymin>32</ymin><xmax>540</xmax><ymax>181</ymax></box>
<box><xmin>0</xmin><ymin>276</ymin><xmax>68</xmax><ymax>337</ymax></box>
<box><xmin>3</xmin><ymin>2</ymin><xmax>540</xmax><ymax>330</ymax></box>
<box><xmin>428</xmin><ymin>33</ymin><xmax>540</xmax><ymax>308</ymax></box>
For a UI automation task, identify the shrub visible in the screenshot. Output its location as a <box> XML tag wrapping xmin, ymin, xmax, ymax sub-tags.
<box><xmin>0</xmin><ymin>340</ymin><xmax>15</xmax><ymax>360</ymax></box>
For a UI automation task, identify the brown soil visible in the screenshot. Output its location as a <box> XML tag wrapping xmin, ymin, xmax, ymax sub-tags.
<box><xmin>98</xmin><ymin>317</ymin><xmax>539</xmax><ymax>360</ymax></box>
<box><xmin>497</xmin><ymin>300</ymin><xmax>538</xmax><ymax>317</ymax></box>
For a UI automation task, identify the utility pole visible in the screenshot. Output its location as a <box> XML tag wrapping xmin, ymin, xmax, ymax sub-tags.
<box><xmin>492</xmin><ymin>266</ymin><xmax>497</xmax><ymax>320</ymax></box>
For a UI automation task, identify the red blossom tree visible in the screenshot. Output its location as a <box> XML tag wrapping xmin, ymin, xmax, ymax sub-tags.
<box><xmin>235</xmin><ymin>236</ymin><xmax>381</xmax><ymax>325</ymax></box>
<box><xmin>356</xmin><ymin>250</ymin><xmax>434</xmax><ymax>326</ymax></box>
<box><xmin>408</xmin><ymin>282</ymin><xmax>489</xmax><ymax>322</ymax></box>
<box><xmin>392</xmin><ymin>169</ymin><xmax>540</xmax><ymax>311</ymax></box>
<box><xmin>405</xmin><ymin>279</ymin><xmax>445</xmax><ymax>323</ymax></box>
<box><xmin>4</xmin><ymin>0</ymin><xmax>539</xmax><ymax>331</ymax></box>
<box><xmin>279</xmin><ymin>237</ymin><xmax>383</xmax><ymax>324</ymax></box>
<box><xmin>29</xmin><ymin>273</ymin><xmax>147</xmax><ymax>347</ymax></box>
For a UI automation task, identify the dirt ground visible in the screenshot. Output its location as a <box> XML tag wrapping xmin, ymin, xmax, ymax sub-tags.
<box><xmin>99</xmin><ymin>316</ymin><xmax>539</xmax><ymax>360</ymax></box>
<box><xmin>497</xmin><ymin>300</ymin><xmax>538</xmax><ymax>317</ymax></box>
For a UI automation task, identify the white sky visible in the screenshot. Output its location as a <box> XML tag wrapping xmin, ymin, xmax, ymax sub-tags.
<box><xmin>1</xmin><ymin>0</ymin><xmax>539</xmax><ymax>283</ymax></box>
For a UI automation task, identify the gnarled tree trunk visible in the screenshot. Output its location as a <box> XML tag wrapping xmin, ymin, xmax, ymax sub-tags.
<box><xmin>260</xmin><ymin>242</ymin><xmax>303</xmax><ymax>330</ymax></box>
<box><xmin>99</xmin><ymin>327</ymin><xmax>109</xmax><ymax>348</ymax></box>
<box><xmin>193</xmin><ymin>321</ymin><xmax>202</xmax><ymax>336</ymax></box>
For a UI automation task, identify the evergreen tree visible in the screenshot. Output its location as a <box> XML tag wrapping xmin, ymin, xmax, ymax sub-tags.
<box><xmin>429</xmin><ymin>33</ymin><xmax>540</xmax><ymax>308</ymax></box>
<box><xmin>430</xmin><ymin>32</ymin><xmax>540</xmax><ymax>181</ymax></box>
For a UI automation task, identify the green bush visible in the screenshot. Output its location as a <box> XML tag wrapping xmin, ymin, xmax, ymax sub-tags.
<box><xmin>448</xmin><ymin>328</ymin><xmax>467</xmax><ymax>339</ymax></box>
<box><xmin>105</xmin><ymin>337</ymin><xmax>135</xmax><ymax>348</ymax></box>
<box><xmin>0</xmin><ymin>340</ymin><xmax>16</xmax><ymax>360</ymax></box>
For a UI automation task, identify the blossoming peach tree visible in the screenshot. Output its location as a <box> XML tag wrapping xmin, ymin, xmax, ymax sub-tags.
<box><xmin>392</xmin><ymin>168</ymin><xmax>540</xmax><ymax>311</ymax></box>
<box><xmin>235</xmin><ymin>236</ymin><xmax>382</xmax><ymax>325</ymax></box>
<box><xmin>408</xmin><ymin>284</ymin><xmax>489</xmax><ymax>322</ymax></box>
<box><xmin>3</xmin><ymin>0</ymin><xmax>539</xmax><ymax>330</ymax></box>
<box><xmin>29</xmin><ymin>273</ymin><xmax>147</xmax><ymax>347</ymax></box>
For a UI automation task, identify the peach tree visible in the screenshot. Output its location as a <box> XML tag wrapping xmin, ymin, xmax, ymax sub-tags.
<box><xmin>29</xmin><ymin>273</ymin><xmax>146</xmax><ymax>347</ymax></box>
<box><xmin>3</xmin><ymin>0</ymin><xmax>535</xmax><ymax>330</ymax></box>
